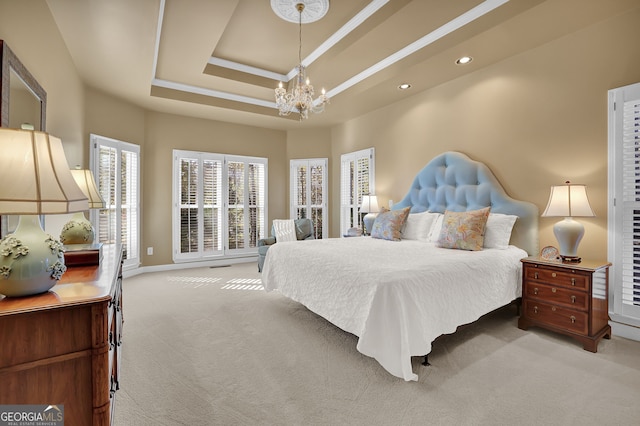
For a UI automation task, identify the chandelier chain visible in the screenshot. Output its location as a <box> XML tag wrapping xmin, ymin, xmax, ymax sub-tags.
<box><xmin>274</xmin><ymin>2</ymin><xmax>329</xmax><ymax>120</ymax></box>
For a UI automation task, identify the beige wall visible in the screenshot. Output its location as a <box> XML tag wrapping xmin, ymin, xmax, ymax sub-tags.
<box><xmin>143</xmin><ymin>112</ymin><xmax>286</xmax><ymax>266</ymax></box>
<box><xmin>329</xmin><ymin>7</ymin><xmax>640</xmax><ymax>261</ymax></box>
<box><xmin>0</xmin><ymin>1</ymin><xmax>85</xmax><ymax>165</ymax></box>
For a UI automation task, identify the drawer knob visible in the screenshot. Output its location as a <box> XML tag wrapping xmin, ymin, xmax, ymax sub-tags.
<box><xmin>534</xmin><ymin>306</ymin><xmax>538</xmax><ymax>314</ymax></box>
<box><xmin>552</xmin><ymin>272</ymin><xmax>557</xmax><ymax>278</ymax></box>
<box><xmin>552</xmin><ymin>287</ymin><xmax>557</xmax><ymax>293</ymax></box>
<box><xmin>571</xmin><ymin>295</ymin><xmax>576</xmax><ymax>304</ymax></box>
<box><xmin>571</xmin><ymin>278</ymin><xmax>576</xmax><ymax>286</ymax></box>
<box><xmin>534</xmin><ymin>272</ymin><xmax>539</xmax><ymax>279</ymax></box>
<box><xmin>570</xmin><ymin>315</ymin><xmax>576</xmax><ymax>324</ymax></box>
<box><xmin>551</xmin><ymin>306</ymin><xmax>557</xmax><ymax>312</ymax></box>
<box><xmin>534</xmin><ymin>288</ymin><xmax>539</xmax><ymax>295</ymax></box>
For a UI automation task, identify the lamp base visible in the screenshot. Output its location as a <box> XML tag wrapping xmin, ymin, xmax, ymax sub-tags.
<box><xmin>363</xmin><ymin>213</ymin><xmax>378</xmax><ymax>235</ymax></box>
<box><xmin>553</xmin><ymin>217</ymin><xmax>585</xmax><ymax>260</ymax></box>
<box><xmin>60</xmin><ymin>211</ymin><xmax>95</xmax><ymax>244</ymax></box>
<box><xmin>0</xmin><ymin>215</ymin><xmax>66</xmax><ymax>297</ymax></box>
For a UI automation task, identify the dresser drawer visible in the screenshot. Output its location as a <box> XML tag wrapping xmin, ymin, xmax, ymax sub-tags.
<box><xmin>523</xmin><ymin>282</ymin><xmax>589</xmax><ymax>311</ymax></box>
<box><xmin>524</xmin><ymin>264</ymin><xmax>589</xmax><ymax>291</ymax></box>
<box><xmin>522</xmin><ymin>299</ymin><xmax>588</xmax><ymax>335</ymax></box>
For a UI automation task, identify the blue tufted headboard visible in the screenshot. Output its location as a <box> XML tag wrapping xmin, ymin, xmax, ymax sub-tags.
<box><xmin>393</xmin><ymin>151</ymin><xmax>539</xmax><ymax>256</ymax></box>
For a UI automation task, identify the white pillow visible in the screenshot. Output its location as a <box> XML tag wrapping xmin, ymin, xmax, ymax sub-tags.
<box><xmin>427</xmin><ymin>213</ymin><xmax>444</xmax><ymax>243</ymax></box>
<box><xmin>483</xmin><ymin>213</ymin><xmax>518</xmax><ymax>249</ymax></box>
<box><xmin>402</xmin><ymin>211</ymin><xmax>438</xmax><ymax>241</ymax></box>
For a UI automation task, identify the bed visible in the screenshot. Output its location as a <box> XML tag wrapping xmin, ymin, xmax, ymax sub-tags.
<box><xmin>262</xmin><ymin>151</ymin><xmax>538</xmax><ymax>381</ymax></box>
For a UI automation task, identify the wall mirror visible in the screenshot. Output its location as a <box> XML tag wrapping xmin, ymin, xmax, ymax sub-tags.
<box><xmin>0</xmin><ymin>40</ymin><xmax>48</xmax><ymax>237</ymax></box>
<box><xmin>0</xmin><ymin>40</ymin><xmax>47</xmax><ymax>130</ymax></box>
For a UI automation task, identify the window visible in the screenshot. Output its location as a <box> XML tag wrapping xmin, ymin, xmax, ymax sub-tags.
<box><xmin>173</xmin><ymin>150</ymin><xmax>267</xmax><ymax>262</ymax></box>
<box><xmin>608</xmin><ymin>81</ymin><xmax>640</xmax><ymax>335</ymax></box>
<box><xmin>340</xmin><ymin>148</ymin><xmax>375</xmax><ymax>235</ymax></box>
<box><xmin>90</xmin><ymin>134</ymin><xmax>140</xmax><ymax>270</ymax></box>
<box><xmin>290</xmin><ymin>158</ymin><xmax>328</xmax><ymax>239</ymax></box>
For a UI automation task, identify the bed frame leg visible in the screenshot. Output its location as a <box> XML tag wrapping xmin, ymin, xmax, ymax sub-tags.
<box><xmin>422</xmin><ymin>355</ymin><xmax>430</xmax><ymax>366</ymax></box>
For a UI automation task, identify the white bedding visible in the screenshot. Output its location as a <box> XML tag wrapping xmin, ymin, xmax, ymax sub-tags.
<box><xmin>261</xmin><ymin>237</ymin><xmax>526</xmax><ymax>381</ymax></box>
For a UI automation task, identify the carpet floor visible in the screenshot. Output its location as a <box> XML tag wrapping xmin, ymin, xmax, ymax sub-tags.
<box><xmin>114</xmin><ymin>262</ymin><xmax>640</xmax><ymax>425</ymax></box>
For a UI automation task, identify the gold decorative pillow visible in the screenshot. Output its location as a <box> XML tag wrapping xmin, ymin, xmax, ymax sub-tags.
<box><xmin>370</xmin><ymin>207</ymin><xmax>411</xmax><ymax>241</ymax></box>
<box><xmin>436</xmin><ymin>207</ymin><xmax>491</xmax><ymax>251</ymax></box>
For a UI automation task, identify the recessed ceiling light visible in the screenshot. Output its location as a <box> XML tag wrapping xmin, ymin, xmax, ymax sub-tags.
<box><xmin>398</xmin><ymin>83</ymin><xmax>411</xmax><ymax>90</ymax></box>
<box><xmin>456</xmin><ymin>56</ymin><xmax>473</xmax><ymax>65</ymax></box>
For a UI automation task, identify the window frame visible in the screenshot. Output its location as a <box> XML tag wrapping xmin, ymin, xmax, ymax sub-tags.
<box><xmin>290</xmin><ymin>158</ymin><xmax>328</xmax><ymax>239</ymax></box>
<box><xmin>340</xmin><ymin>148</ymin><xmax>375</xmax><ymax>235</ymax></box>
<box><xmin>607</xmin><ymin>81</ymin><xmax>640</xmax><ymax>337</ymax></box>
<box><xmin>172</xmin><ymin>149</ymin><xmax>267</xmax><ymax>263</ymax></box>
<box><xmin>90</xmin><ymin>134</ymin><xmax>141</xmax><ymax>271</ymax></box>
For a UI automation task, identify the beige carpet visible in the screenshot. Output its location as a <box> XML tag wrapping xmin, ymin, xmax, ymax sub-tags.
<box><xmin>114</xmin><ymin>262</ymin><xmax>640</xmax><ymax>425</ymax></box>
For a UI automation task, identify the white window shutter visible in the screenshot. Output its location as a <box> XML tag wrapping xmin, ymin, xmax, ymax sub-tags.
<box><xmin>609</xmin><ymin>82</ymin><xmax>640</xmax><ymax>323</ymax></box>
<box><xmin>91</xmin><ymin>135</ymin><xmax>140</xmax><ymax>270</ymax></box>
<box><xmin>173</xmin><ymin>150</ymin><xmax>267</xmax><ymax>262</ymax></box>
<box><xmin>340</xmin><ymin>148</ymin><xmax>375</xmax><ymax>235</ymax></box>
<box><xmin>291</xmin><ymin>158</ymin><xmax>328</xmax><ymax>239</ymax></box>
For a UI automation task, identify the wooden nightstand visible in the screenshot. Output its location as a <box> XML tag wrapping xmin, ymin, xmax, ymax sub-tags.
<box><xmin>518</xmin><ymin>257</ymin><xmax>611</xmax><ymax>352</ymax></box>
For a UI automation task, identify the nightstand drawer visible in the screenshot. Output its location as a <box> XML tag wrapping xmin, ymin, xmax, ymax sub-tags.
<box><xmin>522</xmin><ymin>299</ymin><xmax>588</xmax><ymax>335</ymax></box>
<box><xmin>523</xmin><ymin>282</ymin><xmax>588</xmax><ymax>311</ymax></box>
<box><xmin>524</xmin><ymin>265</ymin><xmax>588</xmax><ymax>291</ymax></box>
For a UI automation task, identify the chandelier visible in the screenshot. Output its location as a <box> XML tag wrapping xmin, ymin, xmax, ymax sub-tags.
<box><xmin>274</xmin><ymin>2</ymin><xmax>329</xmax><ymax>120</ymax></box>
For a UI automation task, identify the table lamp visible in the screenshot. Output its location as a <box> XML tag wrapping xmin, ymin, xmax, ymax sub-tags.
<box><xmin>541</xmin><ymin>181</ymin><xmax>595</xmax><ymax>261</ymax></box>
<box><xmin>0</xmin><ymin>128</ymin><xmax>88</xmax><ymax>297</ymax></box>
<box><xmin>60</xmin><ymin>168</ymin><xmax>105</xmax><ymax>245</ymax></box>
<box><xmin>360</xmin><ymin>194</ymin><xmax>379</xmax><ymax>236</ymax></box>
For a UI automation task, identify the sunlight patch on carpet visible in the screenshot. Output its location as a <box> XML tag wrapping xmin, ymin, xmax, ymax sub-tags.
<box><xmin>167</xmin><ymin>276</ymin><xmax>222</xmax><ymax>288</ymax></box>
<box><xmin>222</xmin><ymin>278</ymin><xmax>263</xmax><ymax>291</ymax></box>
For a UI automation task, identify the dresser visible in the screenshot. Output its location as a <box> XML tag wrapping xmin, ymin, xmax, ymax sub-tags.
<box><xmin>0</xmin><ymin>244</ymin><xmax>123</xmax><ymax>426</ymax></box>
<box><xmin>518</xmin><ymin>257</ymin><xmax>611</xmax><ymax>352</ymax></box>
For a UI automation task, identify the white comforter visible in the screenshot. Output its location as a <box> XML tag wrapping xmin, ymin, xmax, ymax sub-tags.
<box><xmin>261</xmin><ymin>237</ymin><xmax>526</xmax><ymax>381</ymax></box>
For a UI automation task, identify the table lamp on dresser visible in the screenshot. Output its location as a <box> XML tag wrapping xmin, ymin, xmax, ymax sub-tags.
<box><xmin>60</xmin><ymin>168</ymin><xmax>105</xmax><ymax>245</ymax></box>
<box><xmin>0</xmin><ymin>128</ymin><xmax>88</xmax><ymax>297</ymax></box>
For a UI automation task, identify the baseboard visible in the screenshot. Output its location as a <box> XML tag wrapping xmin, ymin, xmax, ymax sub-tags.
<box><xmin>123</xmin><ymin>256</ymin><xmax>257</xmax><ymax>278</ymax></box>
<box><xmin>610</xmin><ymin>319</ymin><xmax>640</xmax><ymax>342</ymax></box>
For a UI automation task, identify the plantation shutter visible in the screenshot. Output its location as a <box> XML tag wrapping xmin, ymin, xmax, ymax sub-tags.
<box><xmin>175</xmin><ymin>153</ymin><xmax>224</xmax><ymax>260</ymax></box>
<box><xmin>340</xmin><ymin>148</ymin><xmax>375</xmax><ymax>235</ymax></box>
<box><xmin>203</xmin><ymin>159</ymin><xmax>223</xmax><ymax>253</ymax></box>
<box><xmin>247</xmin><ymin>161</ymin><xmax>266</xmax><ymax>248</ymax></box>
<box><xmin>227</xmin><ymin>160</ymin><xmax>245</xmax><ymax>250</ymax></box>
<box><xmin>174</xmin><ymin>150</ymin><xmax>266</xmax><ymax>261</ymax></box>
<box><xmin>609</xmin><ymin>82</ymin><xmax>640</xmax><ymax>321</ymax></box>
<box><xmin>290</xmin><ymin>158</ymin><xmax>328</xmax><ymax>239</ymax></box>
<box><xmin>91</xmin><ymin>135</ymin><xmax>140</xmax><ymax>270</ymax></box>
<box><xmin>179</xmin><ymin>157</ymin><xmax>199</xmax><ymax>255</ymax></box>
<box><xmin>121</xmin><ymin>149</ymin><xmax>139</xmax><ymax>265</ymax></box>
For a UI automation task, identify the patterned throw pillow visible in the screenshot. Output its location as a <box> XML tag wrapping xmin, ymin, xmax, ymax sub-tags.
<box><xmin>437</xmin><ymin>207</ymin><xmax>491</xmax><ymax>250</ymax></box>
<box><xmin>370</xmin><ymin>207</ymin><xmax>411</xmax><ymax>241</ymax></box>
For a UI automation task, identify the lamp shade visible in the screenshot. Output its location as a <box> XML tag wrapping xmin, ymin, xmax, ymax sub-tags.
<box><xmin>541</xmin><ymin>182</ymin><xmax>595</xmax><ymax>218</ymax></box>
<box><xmin>360</xmin><ymin>195</ymin><xmax>379</xmax><ymax>213</ymax></box>
<box><xmin>0</xmin><ymin>128</ymin><xmax>88</xmax><ymax>297</ymax></box>
<box><xmin>0</xmin><ymin>128</ymin><xmax>89</xmax><ymax>214</ymax></box>
<box><xmin>70</xmin><ymin>169</ymin><xmax>105</xmax><ymax>209</ymax></box>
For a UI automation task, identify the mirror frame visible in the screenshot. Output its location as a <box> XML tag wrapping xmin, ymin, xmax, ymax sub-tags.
<box><xmin>0</xmin><ymin>40</ymin><xmax>47</xmax><ymax>238</ymax></box>
<box><xmin>0</xmin><ymin>40</ymin><xmax>47</xmax><ymax>130</ymax></box>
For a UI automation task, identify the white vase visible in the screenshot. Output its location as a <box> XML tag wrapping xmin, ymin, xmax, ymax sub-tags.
<box><xmin>0</xmin><ymin>215</ymin><xmax>66</xmax><ymax>297</ymax></box>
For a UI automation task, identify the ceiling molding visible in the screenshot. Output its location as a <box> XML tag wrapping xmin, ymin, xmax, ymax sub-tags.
<box><xmin>151</xmin><ymin>0</ymin><xmax>512</xmax><ymax>118</ymax></box>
